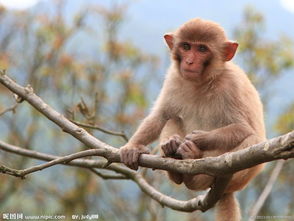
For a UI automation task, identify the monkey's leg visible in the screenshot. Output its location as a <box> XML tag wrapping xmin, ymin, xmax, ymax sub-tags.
<box><xmin>186</xmin><ymin>134</ymin><xmax>265</xmax><ymax>192</ymax></box>
<box><xmin>182</xmin><ymin>174</ymin><xmax>214</xmax><ymax>190</ymax></box>
<box><xmin>216</xmin><ymin>193</ymin><xmax>241</xmax><ymax>221</ymax></box>
<box><xmin>225</xmin><ymin>134</ymin><xmax>265</xmax><ymax>192</ymax></box>
<box><xmin>214</xmin><ymin>135</ymin><xmax>265</xmax><ymax>221</ymax></box>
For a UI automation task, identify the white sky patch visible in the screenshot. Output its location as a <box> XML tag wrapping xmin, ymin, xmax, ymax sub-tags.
<box><xmin>280</xmin><ymin>0</ymin><xmax>294</xmax><ymax>13</ymax></box>
<box><xmin>0</xmin><ymin>0</ymin><xmax>41</xmax><ymax>10</ymax></box>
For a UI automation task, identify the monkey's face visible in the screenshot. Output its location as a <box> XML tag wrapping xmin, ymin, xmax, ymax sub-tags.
<box><xmin>164</xmin><ymin>31</ymin><xmax>238</xmax><ymax>81</ymax></box>
<box><xmin>176</xmin><ymin>42</ymin><xmax>212</xmax><ymax>81</ymax></box>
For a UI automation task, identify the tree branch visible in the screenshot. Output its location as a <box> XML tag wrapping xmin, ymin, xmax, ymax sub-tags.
<box><xmin>0</xmin><ymin>71</ymin><xmax>293</xmax><ymax>213</ymax></box>
<box><xmin>70</xmin><ymin>120</ymin><xmax>129</xmax><ymax>142</ymax></box>
<box><xmin>0</xmin><ymin>103</ymin><xmax>18</xmax><ymax>116</ymax></box>
<box><xmin>0</xmin><ymin>140</ymin><xmax>229</xmax><ymax>212</ymax></box>
<box><xmin>248</xmin><ymin>160</ymin><xmax>285</xmax><ymax>220</ymax></box>
<box><xmin>89</xmin><ymin>168</ymin><xmax>128</xmax><ymax>180</ymax></box>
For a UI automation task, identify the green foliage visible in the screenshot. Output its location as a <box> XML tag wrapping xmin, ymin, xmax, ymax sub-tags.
<box><xmin>234</xmin><ymin>6</ymin><xmax>294</xmax><ymax>89</ymax></box>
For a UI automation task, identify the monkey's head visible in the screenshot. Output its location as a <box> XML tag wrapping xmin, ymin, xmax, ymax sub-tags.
<box><xmin>164</xmin><ymin>18</ymin><xmax>238</xmax><ymax>81</ymax></box>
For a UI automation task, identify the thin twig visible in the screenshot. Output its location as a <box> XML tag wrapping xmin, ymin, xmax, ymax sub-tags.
<box><xmin>0</xmin><ymin>164</ymin><xmax>23</xmax><ymax>178</ymax></box>
<box><xmin>71</xmin><ymin>120</ymin><xmax>129</xmax><ymax>142</ymax></box>
<box><xmin>0</xmin><ymin>104</ymin><xmax>18</xmax><ymax>116</ymax></box>
<box><xmin>0</xmin><ymin>139</ymin><xmax>116</xmax><ymax>171</ymax></box>
<box><xmin>89</xmin><ymin>168</ymin><xmax>128</xmax><ymax>179</ymax></box>
<box><xmin>0</xmin><ymin>148</ymin><xmax>111</xmax><ymax>178</ymax></box>
<box><xmin>248</xmin><ymin>160</ymin><xmax>285</xmax><ymax>220</ymax></box>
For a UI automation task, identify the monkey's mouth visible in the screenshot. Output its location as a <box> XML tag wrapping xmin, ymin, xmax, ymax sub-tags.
<box><xmin>183</xmin><ymin>69</ymin><xmax>201</xmax><ymax>75</ymax></box>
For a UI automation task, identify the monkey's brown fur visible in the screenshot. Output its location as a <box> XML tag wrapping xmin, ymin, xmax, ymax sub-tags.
<box><xmin>120</xmin><ymin>18</ymin><xmax>265</xmax><ymax>221</ymax></box>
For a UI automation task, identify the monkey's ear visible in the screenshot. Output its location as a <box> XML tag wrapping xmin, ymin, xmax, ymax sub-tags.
<box><xmin>223</xmin><ymin>41</ymin><xmax>239</xmax><ymax>61</ymax></box>
<box><xmin>164</xmin><ymin>33</ymin><xmax>174</xmax><ymax>50</ymax></box>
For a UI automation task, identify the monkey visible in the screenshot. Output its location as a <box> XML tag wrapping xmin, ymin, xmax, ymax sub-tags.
<box><xmin>120</xmin><ymin>18</ymin><xmax>265</xmax><ymax>221</ymax></box>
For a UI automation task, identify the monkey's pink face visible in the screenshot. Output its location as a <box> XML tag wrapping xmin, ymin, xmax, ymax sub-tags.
<box><xmin>177</xmin><ymin>42</ymin><xmax>212</xmax><ymax>80</ymax></box>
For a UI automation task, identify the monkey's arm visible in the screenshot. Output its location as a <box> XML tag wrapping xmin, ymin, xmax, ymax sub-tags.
<box><xmin>129</xmin><ymin>112</ymin><xmax>168</xmax><ymax>146</ymax></box>
<box><xmin>186</xmin><ymin>123</ymin><xmax>254</xmax><ymax>151</ymax></box>
<box><xmin>120</xmin><ymin>111</ymin><xmax>168</xmax><ymax>170</ymax></box>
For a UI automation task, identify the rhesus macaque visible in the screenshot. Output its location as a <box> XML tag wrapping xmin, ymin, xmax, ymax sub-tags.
<box><xmin>120</xmin><ymin>18</ymin><xmax>265</xmax><ymax>221</ymax></box>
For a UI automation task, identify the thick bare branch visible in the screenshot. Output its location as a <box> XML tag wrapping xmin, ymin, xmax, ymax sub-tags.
<box><xmin>1</xmin><ymin>131</ymin><xmax>293</xmax><ymax>179</ymax></box>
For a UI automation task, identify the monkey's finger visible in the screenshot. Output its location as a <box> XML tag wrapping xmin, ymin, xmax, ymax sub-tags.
<box><xmin>176</xmin><ymin>148</ymin><xmax>187</xmax><ymax>159</ymax></box>
<box><xmin>127</xmin><ymin>151</ymin><xmax>138</xmax><ymax>170</ymax></box>
<box><xmin>162</xmin><ymin>140</ymin><xmax>169</xmax><ymax>149</ymax></box>
<box><xmin>181</xmin><ymin>143</ymin><xmax>191</xmax><ymax>152</ymax></box>
<box><xmin>160</xmin><ymin>141</ymin><xmax>166</xmax><ymax>148</ymax></box>
<box><xmin>176</xmin><ymin>145</ymin><xmax>187</xmax><ymax>155</ymax></box>
<box><xmin>161</xmin><ymin>143</ymin><xmax>169</xmax><ymax>156</ymax></box>
<box><xmin>120</xmin><ymin>149</ymin><xmax>128</xmax><ymax>165</ymax></box>
<box><xmin>124</xmin><ymin>150</ymin><xmax>135</xmax><ymax>169</ymax></box>
<box><xmin>170</xmin><ymin>139</ymin><xmax>179</xmax><ymax>152</ymax></box>
<box><xmin>185</xmin><ymin>134</ymin><xmax>195</xmax><ymax>141</ymax></box>
<box><xmin>175</xmin><ymin>148</ymin><xmax>181</xmax><ymax>156</ymax></box>
<box><xmin>185</xmin><ymin>140</ymin><xmax>195</xmax><ymax>151</ymax></box>
<box><xmin>186</xmin><ymin>141</ymin><xmax>202</xmax><ymax>158</ymax></box>
<box><xmin>124</xmin><ymin>151</ymin><xmax>133</xmax><ymax>168</ymax></box>
<box><xmin>167</xmin><ymin>144</ymin><xmax>174</xmax><ymax>156</ymax></box>
<box><xmin>165</xmin><ymin>146</ymin><xmax>174</xmax><ymax>157</ymax></box>
<box><xmin>166</xmin><ymin>138</ymin><xmax>174</xmax><ymax>151</ymax></box>
<box><xmin>185</xmin><ymin>135</ymin><xmax>192</xmax><ymax>140</ymax></box>
<box><xmin>174</xmin><ymin>136</ymin><xmax>182</xmax><ymax>146</ymax></box>
<box><xmin>162</xmin><ymin>147</ymin><xmax>168</xmax><ymax>156</ymax></box>
<box><xmin>121</xmin><ymin>153</ymin><xmax>131</xmax><ymax>168</ymax></box>
<box><xmin>131</xmin><ymin>151</ymin><xmax>139</xmax><ymax>170</ymax></box>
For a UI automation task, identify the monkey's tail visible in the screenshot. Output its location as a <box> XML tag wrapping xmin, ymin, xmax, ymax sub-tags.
<box><xmin>215</xmin><ymin>193</ymin><xmax>241</xmax><ymax>221</ymax></box>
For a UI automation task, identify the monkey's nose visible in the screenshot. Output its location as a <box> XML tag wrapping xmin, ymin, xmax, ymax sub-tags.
<box><xmin>186</xmin><ymin>60</ymin><xmax>193</xmax><ymax>65</ymax></box>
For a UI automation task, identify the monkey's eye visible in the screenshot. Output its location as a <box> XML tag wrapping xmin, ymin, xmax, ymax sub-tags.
<box><xmin>198</xmin><ymin>44</ymin><xmax>208</xmax><ymax>52</ymax></box>
<box><xmin>182</xmin><ymin>42</ymin><xmax>191</xmax><ymax>51</ymax></box>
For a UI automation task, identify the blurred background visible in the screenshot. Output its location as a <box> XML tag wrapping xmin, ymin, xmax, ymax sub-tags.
<box><xmin>0</xmin><ymin>0</ymin><xmax>293</xmax><ymax>220</ymax></box>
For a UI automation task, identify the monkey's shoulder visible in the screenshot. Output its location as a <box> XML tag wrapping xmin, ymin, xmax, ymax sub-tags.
<box><xmin>219</xmin><ymin>64</ymin><xmax>259</xmax><ymax>97</ymax></box>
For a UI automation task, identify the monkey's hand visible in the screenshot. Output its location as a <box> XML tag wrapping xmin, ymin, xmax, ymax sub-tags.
<box><xmin>120</xmin><ymin>144</ymin><xmax>150</xmax><ymax>170</ymax></box>
<box><xmin>161</xmin><ymin>135</ymin><xmax>182</xmax><ymax>159</ymax></box>
<box><xmin>176</xmin><ymin>140</ymin><xmax>202</xmax><ymax>159</ymax></box>
<box><xmin>185</xmin><ymin>130</ymin><xmax>210</xmax><ymax>150</ymax></box>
